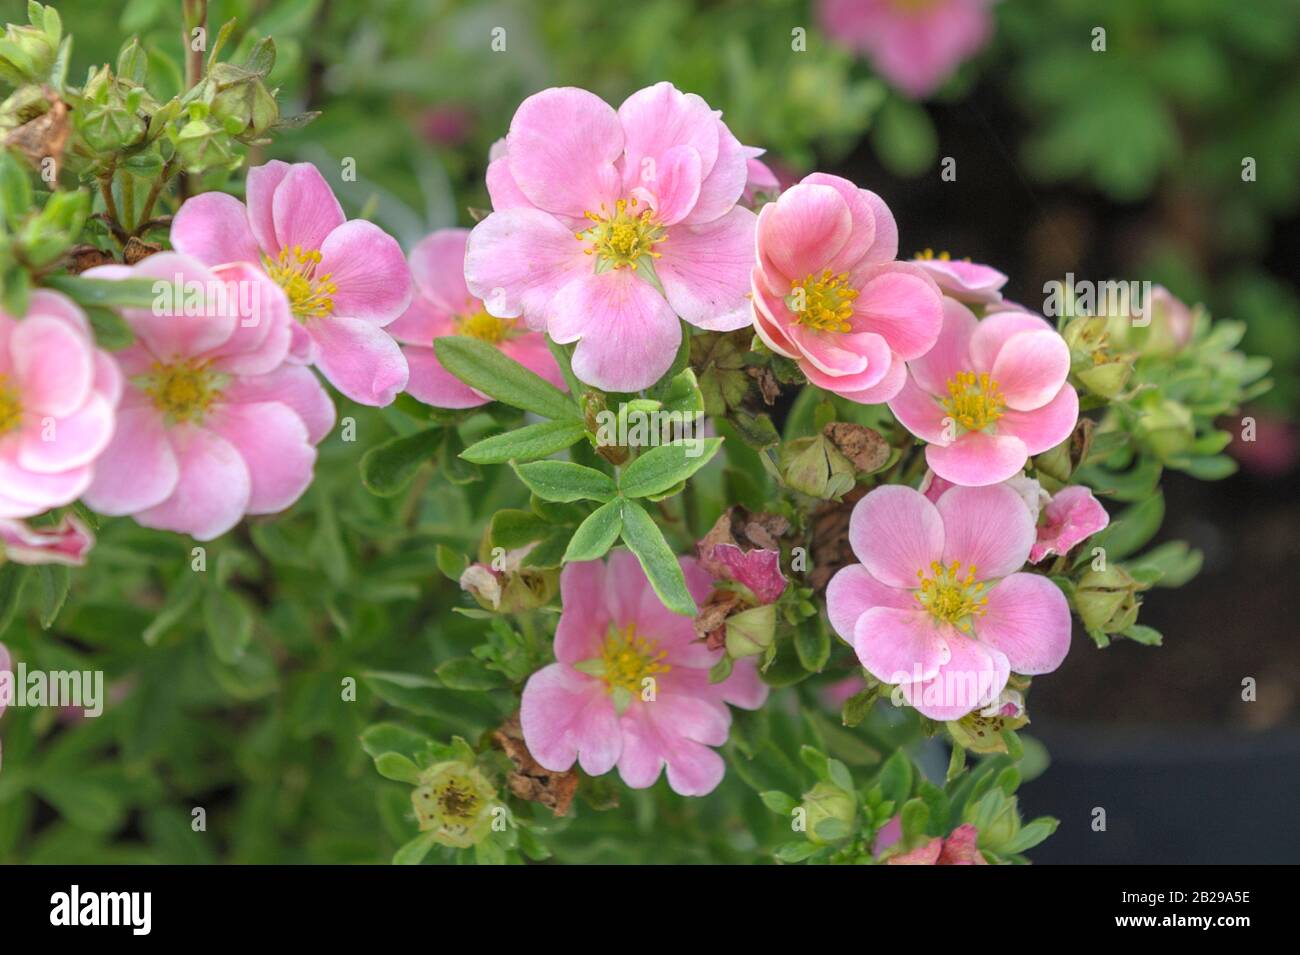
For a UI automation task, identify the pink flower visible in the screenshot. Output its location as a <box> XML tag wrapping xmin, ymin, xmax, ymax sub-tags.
<box><xmin>171</xmin><ymin>161</ymin><xmax>412</xmax><ymax>406</ymax></box>
<box><xmin>889</xmin><ymin>300</ymin><xmax>1079</xmax><ymax>486</ymax></box>
<box><xmin>818</xmin><ymin>0</ymin><xmax>996</xmax><ymax>99</ymax></box>
<box><xmin>826</xmin><ymin>483</ymin><xmax>1071</xmax><ymax>720</ymax></box>
<box><xmin>742</xmin><ymin>146</ymin><xmax>781</xmax><ymax>204</ymax></box>
<box><xmin>912</xmin><ymin>251</ymin><xmax>1007</xmax><ymax>305</ymax></box>
<box><xmin>751</xmin><ymin>173</ymin><xmax>943</xmax><ymax>403</ymax></box>
<box><xmin>0</xmin><ymin>291</ymin><xmax>120</xmax><ymax>519</ymax></box>
<box><xmin>82</xmin><ymin>253</ymin><xmax>335</xmax><ymax>540</ymax></box>
<box><xmin>887</xmin><ymin>823</ymin><xmax>988</xmax><ymax>865</ymax></box>
<box><xmin>520</xmin><ymin>551</ymin><xmax>768</xmax><ymax>796</ymax></box>
<box><xmin>1030</xmin><ymin>485</ymin><xmax>1109</xmax><ymax>563</ymax></box>
<box><xmin>465</xmin><ymin>83</ymin><xmax>758</xmax><ymax>392</ymax></box>
<box><xmin>388</xmin><ymin>229</ymin><xmax>565</xmax><ymax>407</ymax></box>
<box><xmin>0</xmin><ymin>513</ymin><xmax>94</xmax><ymax>565</ymax></box>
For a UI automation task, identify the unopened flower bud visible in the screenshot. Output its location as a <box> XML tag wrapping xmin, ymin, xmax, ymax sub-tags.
<box><xmin>724</xmin><ymin>603</ymin><xmax>776</xmax><ymax>658</ymax></box>
<box><xmin>800</xmin><ymin>781</ymin><xmax>856</xmax><ymax>845</ymax></box>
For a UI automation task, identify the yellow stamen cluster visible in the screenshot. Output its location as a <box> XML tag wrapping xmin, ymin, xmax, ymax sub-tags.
<box><xmin>576</xmin><ymin>198</ymin><xmax>665</xmax><ymax>270</ymax></box>
<box><xmin>915</xmin><ymin>561</ymin><xmax>989</xmax><ymax>631</ymax></box>
<box><xmin>0</xmin><ymin>374</ymin><xmax>22</xmax><ymax>435</ymax></box>
<box><xmin>432</xmin><ymin>777</ymin><xmax>482</xmax><ymax>823</ymax></box>
<box><xmin>601</xmin><ymin>622</ymin><xmax>671</xmax><ymax>695</ymax></box>
<box><xmin>942</xmin><ymin>371</ymin><xmax>1006</xmax><ymax>432</ymax></box>
<box><xmin>914</xmin><ymin>248</ymin><xmax>952</xmax><ymax>262</ymax></box>
<box><xmin>264</xmin><ymin>245</ymin><xmax>337</xmax><ymax>320</ymax></box>
<box><xmin>788</xmin><ymin>269</ymin><xmax>859</xmax><ymax>333</ymax></box>
<box><xmin>145</xmin><ymin>359</ymin><xmax>222</xmax><ymax>423</ymax></box>
<box><xmin>457</xmin><ymin>308</ymin><xmax>514</xmax><ymax>344</ymax></box>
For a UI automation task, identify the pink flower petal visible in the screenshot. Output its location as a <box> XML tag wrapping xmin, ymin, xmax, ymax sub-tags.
<box><xmin>221</xmin><ymin>365</ymin><xmax>336</xmax><ymax>444</ymax></box>
<box><xmin>11</xmin><ymin>315</ymin><xmax>93</xmax><ymax>417</ymax></box>
<box><xmin>854</xmin><ymin>606</ymin><xmax>951</xmax><ymax>686</ymax></box>
<box><xmin>485</xmin><ymin>155</ymin><xmax>533</xmax><ymax>211</ymax></box>
<box><xmin>82</xmin><ymin>407</ymin><xmax>178</xmax><ymax>515</ymax></box>
<box><xmin>498</xmin><ymin>334</ymin><xmax>567</xmax><ymax>392</ymax></box>
<box><xmin>800</xmin><ymin>173</ymin><xmax>877</xmax><ymax>271</ymax></box>
<box><xmin>914</xmin><ymin>257</ymin><xmax>1007</xmax><ymax>304</ymax></box>
<box><xmin>900</xmin><ymin>632</ymin><xmax>1008</xmax><ymax>720</ymax></box>
<box><xmin>1031</xmin><ymin>485</ymin><xmax>1109</xmax><ymax>563</ymax></box>
<box><xmin>246</xmin><ymin>160</ymin><xmax>291</xmax><ymax>256</ymax></box>
<box><xmin>464</xmin><ymin>208</ymin><xmax>591</xmax><ymax>331</ymax></box>
<box><xmin>555</xmin><ymin>560</ymin><xmax>612</xmax><ymax>664</ymax></box>
<box><xmin>990</xmin><ymin>329</ymin><xmax>1070</xmax><ymax>411</ymax></box>
<box><xmin>908</xmin><ymin>296</ymin><xmax>978</xmax><ymax>396</ymax></box>
<box><xmin>827</xmin><ymin>564</ymin><xmax>919</xmax><ymax>643</ymax></box>
<box><xmin>617</xmin><ymin>701</ymin><xmax>728</xmax><ymax>795</ymax></box>
<box><xmin>996</xmin><ymin>383</ymin><xmax>1079</xmax><ymax>455</ymax></box>
<box><xmin>657</xmin><ymin>206</ymin><xmax>757</xmax><ymax>332</ymax></box>
<box><xmin>133</xmin><ymin>424</ymin><xmax>251</xmax><ymax>540</ymax></box>
<box><xmin>307</xmin><ymin>316</ymin><xmax>408</xmax><ymax>407</ymax></box>
<box><xmin>850</xmin><ymin>261</ymin><xmax>943</xmax><ymax>360</ymax></box>
<box><xmin>317</xmin><ymin>219</ymin><xmax>413</xmax><ymax>326</ymax></box>
<box><xmin>548</xmin><ymin>270</ymin><xmax>680</xmax><ymax>392</ymax></box>
<box><xmin>632</xmin><ymin>144</ymin><xmax>702</xmax><ymax>227</ymax></box>
<box><xmin>17</xmin><ymin>393</ymin><xmax>115</xmax><ymax>474</ymax></box>
<box><xmin>618</xmin><ymin>82</ymin><xmax>720</xmax><ymax>194</ymax></box>
<box><xmin>271</xmin><ymin>163</ymin><xmax>346</xmax><ymax>254</ymax></box>
<box><xmin>836</xmin><ymin>352</ymin><xmax>908</xmax><ymax>404</ymax></box>
<box><xmin>202</xmin><ymin>263</ymin><xmax>292</xmax><ymax>376</ymax></box>
<box><xmin>170</xmin><ymin>191</ymin><xmax>259</xmax><ymax>266</ymax></box>
<box><xmin>207</xmin><ymin>400</ymin><xmax>315</xmax><ymax>514</ymax></box>
<box><xmin>507</xmin><ymin>87</ymin><xmax>624</xmax><ymax>218</ymax></box>
<box><xmin>713</xmin><ymin>657</ymin><xmax>769</xmax><ymax>710</ymax></box>
<box><xmin>520</xmin><ymin>663</ymin><xmax>622</xmax><ymax>775</ymax></box>
<box><xmin>756</xmin><ymin>182</ymin><xmax>852</xmax><ymax>283</ymax></box>
<box><xmin>976</xmin><ymin>572</ymin><xmax>1072</xmax><ymax>674</ymax></box>
<box><xmin>889</xmin><ymin>372</ymin><xmax>949</xmax><ymax>443</ymax></box>
<box><xmin>968</xmin><ymin>309</ymin><xmax>1052</xmax><ymax>373</ymax></box>
<box><xmin>408</xmin><ymin>229</ymin><xmax>473</xmax><ymax>313</ymax></box>
<box><xmin>925</xmin><ymin>431</ymin><xmax>1028</xmax><ymax>487</ymax></box>
<box><xmin>683</xmin><ymin>121</ymin><xmax>748</xmax><ymax>225</ymax></box>
<box><xmin>935</xmin><ymin>483</ymin><xmax>1036</xmax><ymax>579</ymax></box>
<box><xmin>848</xmin><ymin>485</ymin><xmax>945</xmax><ymax>588</ymax></box>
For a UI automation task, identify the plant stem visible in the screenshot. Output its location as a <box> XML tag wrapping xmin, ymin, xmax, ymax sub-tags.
<box><xmin>121</xmin><ymin>171</ymin><xmax>136</xmax><ymax>232</ymax></box>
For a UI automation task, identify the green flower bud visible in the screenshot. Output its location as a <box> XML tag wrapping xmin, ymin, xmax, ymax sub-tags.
<box><xmin>0</xmin><ymin>6</ymin><xmax>59</xmax><ymax>87</ymax></box>
<box><xmin>1135</xmin><ymin>398</ymin><xmax>1195</xmax><ymax>462</ymax></box>
<box><xmin>963</xmin><ymin>789</ymin><xmax>1020</xmax><ymax>854</ymax></box>
<box><xmin>1075</xmin><ymin>565</ymin><xmax>1141</xmax><ymax>632</ymax></box>
<box><xmin>207</xmin><ymin>63</ymin><xmax>280</xmax><ymax>140</ymax></box>
<box><xmin>169</xmin><ymin>108</ymin><xmax>237</xmax><ymax>174</ymax></box>
<box><xmin>76</xmin><ymin>65</ymin><xmax>147</xmax><ymax>153</ymax></box>
<box><xmin>781</xmin><ymin>435</ymin><xmax>855</xmax><ymax>500</ymax></box>
<box><xmin>410</xmin><ymin>760</ymin><xmax>500</xmax><ymax>849</ymax></box>
<box><xmin>724</xmin><ymin>603</ymin><xmax>776</xmax><ymax>658</ymax></box>
<box><xmin>800</xmin><ymin>781</ymin><xmax>856</xmax><ymax>845</ymax></box>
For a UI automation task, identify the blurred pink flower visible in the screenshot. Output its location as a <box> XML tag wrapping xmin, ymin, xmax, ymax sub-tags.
<box><xmin>0</xmin><ymin>513</ymin><xmax>94</xmax><ymax>565</ymax></box>
<box><xmin>420</xmin><ymin>104</ymin><xmax>473</xmax><ymax>147</ymax></box>
<box><xmin>520</xmin><ymin>552</ymin><xmax>768</xmax><ymax>796</ymax></box>
<box><xmin>751</xmin><ymin>173</ymin><xmax>943</xmax><ymax>403</ymax></box>
<box><xmin>466</xmin><ymin>83</ymin><xmax>757</xmax><ymax>392</ymax></box>
<box><xmin>890</xmin><ymin>301</ymin><xmax>1078</xmax><ymax>486</ymax></box>
<box><xmin>1229</xmin><ymin>410</ymin><xmax>1298</xmax><ymax>477</ymax></box>
<box><xmin>819</xmin><ymin>0</ymin><xmax>996</xmax><ymax>99</ymax></box>
<box><xmin>82</xmin><ymin>254</ymin><xmax>334</xmax><ymax>540</ymax></box>
<box><xmin>826</xmin><ymin>484</ymin><xmax>1070</xmax><ymax>720</ymax></box>
<box><xmin>388</xmin><ymin>229</ymin><xmax>564</xmax><ymax>407</ymax></box>
<box><xmin>172</xmin><ymin>161</ymin><xmax>411</xmax><ymax>406</ymax></box>
<box><xmin>0</xmin><ymin>291</ymin><xmax>120</xmax><ymax>519</ymax></box>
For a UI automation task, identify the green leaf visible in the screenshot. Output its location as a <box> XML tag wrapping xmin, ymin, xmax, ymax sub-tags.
<box><xmin>360</xmin><ymin>723</ymin><xmax>435</xmax><ymax>764</ymax></box>
<box><xmin>433</xmin><ymin>337</ymin><xmax>579</xmax><ymax>421</ymax></box>
<box><xmin>563</xmin><ymin>499</ymin><xmax>624</xmax><ymax>563</ymax></box>
<box><xmin>1003</xmin><ymin>817</ymin><xmax>1058</xmax><ymax>854</ymax></box>
<box><xmin>435</xmin><ymin>656</ymin><xmax>509</xmax><ymax>691</ymax></box>
<box><xmin>373</xmin><ymin>752</ymin><xmax>422</xmax><ymax>785</ymax></box>
<box><xmin>794</xmin><ymin>622</ymin><xmax>830</xmax><ymax>672</ymax></box>
<box><xmin>1122</xmin><ymin>623</ymin><xmax>1163</xmax><ymax>646</ymax></box>
<box><xmin>461</xmin><ymin>419</ymin><xmax>586</xmax><ymax>464</ymax></box>
<box><xmin>360</xmin><ymin>427</ymin><xmax>441</xmax><ymax>496</ymax></box>
<box><xmin>618</xmin><ymin>437</ymin><xmax>723</xmax><ymax>498</ymax></box>
<box><xmin>759</xmin><ymin>790</ymin><xmax>797</xmax><ymax>815</ymax></box>
<box><xmin>878</xmin><ymin>750</ymin><xmax>913</xmax><ymax>805</ymax></box>
<box><xmin>513</xmin><ymin>460</ymin><xmax>616</xmax><ymax>503</ymax></box>
<box><xmin>0</xmin><ymin>564</ymin><xmax>29</xmax><ymax>635</ymax></box>
<box><xmin>203</xmin><ymin>587</ymin><xmax>253</xmax><ymax>664</ymax></box>
<box><xmin>489</xmin><ymin>509</ymin><xmax>552</xmax><ymax>549</ymax></box>
<box><xmin>619</xmin><ymin>501</ymin><xmax>695</xmax><ymax>616</ymax></box>
<box><xmin>35</xmin><ymin>564</ymin><xmax>69</xmax><ymax>629</ymax></box>
<box><xmin>1088</xmin><ymin>493</ymin><xmax>1164</xmax><ymax>563</ymax></box>
<box><xmin>44</xmin><ymin>276</ymin><xmax>162</xmax><ymax>309</ymax></box>
<box><xmin>774</xmin><ymin>841</ymin><xmax>821</xmax><ymax>863</ymax></box>
<box><xmin>392</xmin><ymin>831</ymin><xmax>438</xmax><ymax>865</ymax></box>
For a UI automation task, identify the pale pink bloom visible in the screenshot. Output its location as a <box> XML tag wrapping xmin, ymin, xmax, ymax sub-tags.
<box><xmin>912</xmin><ymin>253</ymin><xmax>1007</xmax><ymax>305</ymax></box>
<box><xmin>388</xmin><ymin>229</ymin><xmax>564</xmax><ymax>407</ymax></box>
<box><xmin>819</xmin><ymin>0</ymin><xmax>996</xmax><ymax>99</ymax></box>
<box><xmin>826</xmin><ymin>484</ymin><xmax>1071</xmax><ymax>720</ymax></box>
<box><xmin>889</xmin><ymin>300</ymin><xmax>1079</xmax><ymax>486</ymax></box>
<box><xmin>887</xmin><ymin>823</ymin><xmax>988</xmax><ymax>865</ymax></box>
<box><xmin>520</xmin><ymin>551</ymin><xmax>768</xmax><ymax>796</ymax></box>
<box><xmin>1029</xmin><ymin>485</ymin><xmax>1109</xmax><ymax>563</ymax></box>
<box><xmin>171</xmin><ymin>161</ymin><xmax>412</xmax><ymax>406</ymax></box>
<box><xmin>920</xmin><ymin>469</ymin><xmax>1045</xmax><ymax>515</ymax></box>
<box><xmin>465</xmin><ymin>83</ymin><xmax>758</xmax><ymax>392</ymax></box>
<box><xmin>0</xmin><ymin>513</ymin><xmax>94</xmax><ymax>565</ymax></box>
<box><xmin>742</xmin><ymin>146</ymin><xmax>781</xmax><ymax>204</ymax></box>
<box><xmin>1148</xmin><ymin>285</ymin><xmax>1194</xmax><ymax>351</ymax></box>
<box><xmin>82</xmin><ymin>254</ymin><xmax>335</xmax><ymax>541</ymax></box>
<box><xmin>752</xmin><ymin>173</ymin><xmax>943</xmax><ymax>403</ymax></box>
<box><xmin>0</xmin><ymin>292</ymin><xmax>120</xmax><ymax>519</ymax></box>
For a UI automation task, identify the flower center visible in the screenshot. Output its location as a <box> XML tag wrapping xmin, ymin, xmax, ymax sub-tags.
<box><xmin>600</xmin><ymin>622</ymin><xmax>670</xmax><ymax>695</ymax></box>
<box><xmin>942</xmin><ymin>371</ymin><xmax>1006</xmax><ymax>432</ymax></box>
<box><xmin>576</xmin><ymin>198</ymin><xmax>666</xmax><ymax>270</ymax></box>
<box><xmin>434</xmin><ymin>777</ymin><xmax>482</xmax><ymax>823</ymax></box>
<box><xmin>264</xmin><ymin>245</ymin><xmax>337</xmax><ymax>320</ymax></box>
<box><xmin>915</xmin><ymin>560</ymin><xmax>989</xmax><ymax>631</ymax></box>
<box><xmin>787</xmin><ymin>269</ymin><xmax>859</xmax><ymax>333</ymax></box>
<box><xmin>0</xmin><ymin>375</ymin><xmax>22</xmax><ymax>435</ymax></box>
<box><xmin>145</xmin><ymin>359</ymin><xmax>223</xmax><ymax>423</ymax></box>
<box><xmin>457</xmin><ymin>307</ymin><xmax>514</xmax><ymax>344</ymax></box>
